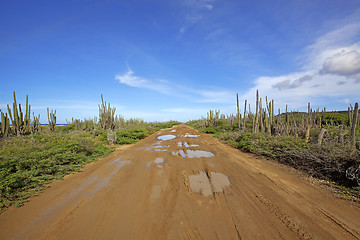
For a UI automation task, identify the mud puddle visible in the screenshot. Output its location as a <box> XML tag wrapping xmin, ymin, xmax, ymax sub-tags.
<box><xmin>157</xmin><ymin>135</ymin><xmax>176</xmax><ymax>141</ymax></box>
<box><xmin>188</xmin><ymin>171</ymin><xmax>231</xmax><ymax>197</ymax></box>
<box><xmin>183</xmin><ymin>133</ymin><xmax>200</xmax><ymax>138</ymax></box>
<box><xmin>172</xmin><ymin>150</ymin><xmax>214</xmax><ymax>158</ymax></box>
<box><xmin>178</xmin><ymin>142</ymin><xmax>199</xmax><ymax>147</ymax></box>
<box><xmin>146</xmin><ymin>157</ymin><xmax>165</xmax><ymax>169</ymax></box>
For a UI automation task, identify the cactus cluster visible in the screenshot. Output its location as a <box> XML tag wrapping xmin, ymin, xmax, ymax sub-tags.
<box><xmin>0</xmin><ymin>110</ymin><xmax>10</xmax><ymax>137</ymax></box>
<box><xmin>0</xmin><ymin>91</ymin><xmax>44</xmax><ymax>137</ymax></box>
<box><xmin>7</xmin><ymin>92</ymin><xmax>32</xmax><ymax>136</ymax></box>
<box><xmin>47</xmin><ymin>108</ymin><xmax>57</xmax><ymax>132</ymax></box>
<box><xmin>250</xmin><ymin>90</ymin><xmax>275</xmax><ymax>135</ymax></box>
<box><xmin>98</xmin><ymin>94</ymin><xmax>116</xmax><ymax>130</ymax></box>
<box><xmin>227</xmin><ymin>90</ymin><xmax>358</xmax><ymax>146</ymax></box>
<box><xmin>350</xmin><ymin>103</ymin><xmax>359</xmax><ymax>146</ymax></box>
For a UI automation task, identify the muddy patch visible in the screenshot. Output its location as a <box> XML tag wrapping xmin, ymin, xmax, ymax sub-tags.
<box><xmin>188</xmin><ymin>171</ymin><xmax>231</xmax><ymax>197</ymax></box>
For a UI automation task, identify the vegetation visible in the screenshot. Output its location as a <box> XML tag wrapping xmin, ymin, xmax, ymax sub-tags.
<box><xmin>0</xmin><ymin>131</ymin><xmax>112</xmax><ymax>211</ymax></box>
<box><xmin>0</xmin><ymin>92</ymin><xmax>181</xmax><ymax>212</ymax></box>
<box><xmin>188</xmin><ymin>90</ymin><xmax>360</xmax><ymax>197</ymax></box>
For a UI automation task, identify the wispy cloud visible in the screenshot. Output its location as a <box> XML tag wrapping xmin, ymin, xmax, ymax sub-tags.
<box><xmin>162</xmin><ymin>107</ymin><xmax>208</xmax><ymax>114</ymax></box>
<box><xmin>179</xmin><ymin>0</ymin><xmax>216</xmax><ymax>35</ymax></box>
<box><xmin>115</xmin><ymin>68</ymin><xmax>173</xmax><ymax>95</ymax></box>
<box><xmin>115</xmin><ymin>68</ymin><xmax>234</xmax><ymax>104</ymax></box>
<box><xmin>272</xmin><ymin>75</ymin><xmax>313</xmax><ymax>91</ymax></box>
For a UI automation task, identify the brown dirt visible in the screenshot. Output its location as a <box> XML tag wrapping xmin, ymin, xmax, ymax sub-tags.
<box><xmin>0</xmin><ymin>124</ymin><xmax>359</xmax><ymax>240</ymax></box>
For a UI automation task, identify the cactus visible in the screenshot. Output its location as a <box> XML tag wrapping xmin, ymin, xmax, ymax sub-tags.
<box><xmin>350</xmin><ymin>103</ymin><xmax>359</xmax><ymax>146</ymax></box>
<box><xmin>1</xmin><ymin>111</ymin><xmax>10</xmax><ymax>137</ymax></box>
<box><xmin>305</xmin><ymin>103</ymin><xmax>311</xmax><ymax>143</ymax></box>
<box><xmin>98</xmin><ymin>94</ymin><xmax>116</xmax><ymax>130</ymax></box>
<box><xmin>348</xmin><ymin>106</ymin><xmax>353</xmax><ymax>127</ymax></box>
<box><xmin>7</xmin><ymin>91</ymin><xmax>31</xmax><ymax>136</ymax></box>
<box><xmin>317</xmin><ymin>128</ymin><xmax>327</xmax><ymax>146</ymax></box>
<box><xmin>107</xmin><ymin>129</ymin><xmax>117</xmax><ymax>145</ymax></box>
<box><xmin>47</xmin><ymin>108</ymin><xmax>56</xmax><ymax>132</ymax></box>
<box><xmin>236</xmin><ymin>93</ymin><xmax>240</xmax><ymax>129</ymax></box>
<box><xmin>31</xmin><ymin>113</ymin><xmax>41</xmax><ymax>133</ymax></box>
<box><xmin>254</xmin><ymin>90</ymin><xmax>259</xmax><ymax>133</ymax></box>
<box><xmin>338</xmin><ymin>124</ymin><xmax>344</xmax><ymax>144</ymax></box>
<box><xmin>243</xmin><ymin>99</ymin><xmax>247</xmax><ymax>129</ymax></box>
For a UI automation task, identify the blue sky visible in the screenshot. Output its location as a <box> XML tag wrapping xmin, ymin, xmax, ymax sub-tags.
<box><xmin>1</xmin><ymin>0</ymin><xmax>360</xmax><ymax>123</ymax></box>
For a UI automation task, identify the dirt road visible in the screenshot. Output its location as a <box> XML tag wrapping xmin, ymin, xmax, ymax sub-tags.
<box><xmin>1</xmin><ymin>125</ymin><xmax>359</xmax><ymax>239</ymax></box>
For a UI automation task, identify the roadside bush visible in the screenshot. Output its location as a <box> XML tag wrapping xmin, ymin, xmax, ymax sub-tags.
<box><xmin>215</xmin><ymin>130</ymin><xmax>360</xmax><ymax>187</ymax></box>
<box><xmin>0</xmin><ymin>133</ymin><xmax>112</xmax><ymax>212</ymax></box>
<box><xmin>116</xmin><ymin>128</ymin><xmax>150</xmax><ymax>144</ymax></box>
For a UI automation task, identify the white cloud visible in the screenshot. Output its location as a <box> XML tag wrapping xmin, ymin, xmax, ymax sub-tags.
<box><xmin>241</xmin><ymin>18</ymin><xmax>360</xmax><ymax>111</ymax></box>
<box><xmin>115</xmin><ymin>68</ymin><xmax>146</xmax><ymax>87</ymax></box>
<box><xmin>320</xmin><ymin>50</ymin><xmax>360</xmax><ymax>81</ymax></box>
<box><xmin>115</xmin><ymin>68</ymin><xmax>173</xmax><ymax>95</ymax></box>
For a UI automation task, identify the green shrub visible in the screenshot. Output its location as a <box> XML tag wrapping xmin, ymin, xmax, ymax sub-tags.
<box><xmin>0</xmin><ymin>132</ymin><xmax>112</xmax><ymax>212</ymax></box>
<box><xmin>116</xmin><ymin>128</ymin><xmax>150</xmax><ymax>144</ymax></box>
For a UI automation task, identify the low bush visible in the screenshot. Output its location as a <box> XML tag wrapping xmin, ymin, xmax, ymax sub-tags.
<box><xmin>0</xmin><ymin>132</ymin><xmax>112</xmax><ymax>212</ymax></box>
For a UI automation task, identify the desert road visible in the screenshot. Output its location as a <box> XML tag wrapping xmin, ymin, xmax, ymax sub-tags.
<box><xmin>0</xmin><ymin>125</ymin><xmax>359</xmax><ymax>239</ymax></box>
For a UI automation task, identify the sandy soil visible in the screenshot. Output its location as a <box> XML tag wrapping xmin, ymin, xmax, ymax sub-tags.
<box><xmin>0</xmin><ymin>124</ymin><xmax>359</xmax><ymax>240</ymax></box>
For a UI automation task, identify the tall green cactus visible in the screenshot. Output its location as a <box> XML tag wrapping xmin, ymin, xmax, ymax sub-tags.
<box><xmin>98</xmin><ymin>94</ymin><xmax>116</xmax><ymax>130</ymax></box>
<box><xmin>47</xmin><ymin>108</ymin><xmax>56</xmax><ymax>132</ymax></box>
<box><xmin>7</xmin><ymin>91</ymin><xmax>31</xmax><ymax>136</ymax></box>
<box><xmin>243</xmin><ymin>99</ymin><xmax>247</xmax><ymax>129</ymax></box>
<box><xmin>32</xmin><ymin>113</ymin><xmax>41</xmax><ymax>133</ymax></box>
<box><xmin>236</xmin><ymin>93</ymin><xmax>240</xmax><ymax>129</ymax></box>
<box><xmin>348</xmin><ymin>106</ymin><xmax>353</xmax><ymax>127</ymax></box>
<box><xmin>350</xmin><ymin>103</ymin><xmax>359</xmax><ymax>146</ymax></box>
<box><xmin>1</xmin><ymin>111</ymin><xmax>10</xmax><ymax>137</ymax></box>
<box><xmin>254</xmin><ymin>90</ymin><xmax>259</xmax><ymax>133</ymax></box>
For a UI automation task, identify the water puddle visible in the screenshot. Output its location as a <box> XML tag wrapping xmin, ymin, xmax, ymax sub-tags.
<box><xmin>146</xmin><ymin>161</ymin><xmax>152</xmax><ymax>169</ymax></box>
<box><xmin>178</xmin><ymin>142</ymin><xmax>200</xmax><ymax>148</ymax></box>
<box><xmin>110</xmin><ymin>157</ymin><xmax>123</xmax><ymax>164</ymax></box>
<box><xmin>173</xmin><ymin>150</ymin><xmax>214</xmax><ymax>158</ymax></box>
<box><xmin>170</xmin><ymin>129</ymin><xmax>176</xmax><ymax>132</ymax></box>
<box><xmin>179</xmin><ymin>150</ymin><xmax>187</xmax><ymax>157</ymax></box>
<box><xmin>186</xmin><ymin>150</ymin><xmax>214</xmax><ymax>158</ymax></box>
<box><xmin>155</xmin><ymin>149</ymin><xmax>167</xmax><ymax>152</ymax></box>
<box><xmin>188</xmin><ymin>172</ymin><xmax>212</xmax><ymax>197</ymax></box>
<box><xmin>87</xmin><ymin>177</ymin><xmax>111</xmax><ymax>196</ymax></box>
<box><xmin>183</xmin><ymin>133</ymin><xmax>200</xmax><ymax>138</ymax></box>
<box><xmin>154</xmin><ymin>157</ymin><xmax>164</xmax><ymax>164</ymax></box>
<box><xmin>157</xmin><ymin>134</ymin><xmax>176</xmax><ymax>141</ymax></box>
<box><xmin>210</xmin><ymin>172</ymin><xmax>231</xmax><ymax>193</ymax></box>
<box><xmin>151</xmin><ymin>185</ymin><xmax>162</xmax><ymax>199</ymax></box>
<box><xmin>146</xmin><ymin>158</ymin><xmax>165</xmax><ymax>169</ymax></box>
<box><xmin>188</xmin><ymin>171</ymin><xmax>231</xmax><ymax>197</ymax></box>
